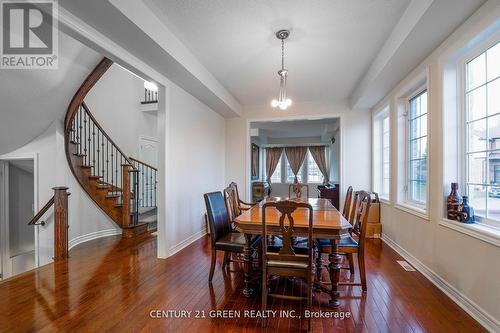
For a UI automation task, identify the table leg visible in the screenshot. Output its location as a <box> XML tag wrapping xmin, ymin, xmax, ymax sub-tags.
<box><xmin>242</xmin><ymin>233</ymin><xmax>255</xmax><ymax>298</ymax></box>
<box><xmin>328</xmin><ymin>238</ymin><xmax>342</xmax><ymax>307</ymax></box>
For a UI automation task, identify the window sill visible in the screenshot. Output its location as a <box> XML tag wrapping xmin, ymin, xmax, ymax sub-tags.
<box><xmin>394</xmin><ymin>203</ymin><xmax>429</xmax><ymax>221</ymax></box>
<box><xmin>379</xmin><ymin>197</ymin><xmax>391</xmax><ymax>205</ymax></box>
<box><xmin>439</xmin><ymin>219</ymin><xmax>500</xmax><ymax>248</ymax></box>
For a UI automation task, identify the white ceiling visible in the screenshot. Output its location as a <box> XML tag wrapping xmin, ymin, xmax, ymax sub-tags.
<box><xmin>147</xmin><ymin>0</ymin><xmax>411</xmax><ymax>107</ymax></box>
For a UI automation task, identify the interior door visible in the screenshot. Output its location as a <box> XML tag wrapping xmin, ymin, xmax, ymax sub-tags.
<box><xmin>139</xmin><ymin>136</ymin><xmax>158</xmax><ymax>168</ymax></box>
<box><xmin>0</xmin><ymin>161</ymin><xmax>7</xmax><ymax>280</ymax></box>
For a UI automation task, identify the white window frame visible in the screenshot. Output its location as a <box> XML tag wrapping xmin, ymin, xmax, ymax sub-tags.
<box><xmin>373</xmin><ymin>106</ymin><xmax>391</xmax><ymax>201</ymax></box>
<box><xmin>398</xmin><ymin>86</ymin><xmax>429</xmax><ymax>215</ymax></box>
<box><xmin>460</xmin><ymin>38</ymin><xmax>500</xmax><ymax>229</ymax></box>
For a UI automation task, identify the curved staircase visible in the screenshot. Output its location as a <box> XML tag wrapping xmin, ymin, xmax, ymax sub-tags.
<box><xmin>64</xmin><ymin>58</ymin><xmax>157</xmax><ymax>237</ymax></box>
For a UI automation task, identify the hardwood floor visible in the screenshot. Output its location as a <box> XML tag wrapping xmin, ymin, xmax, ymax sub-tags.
<box><xmin>0</xmin><ymin>234</ymin><xmax>486</xmax><ymax>332</ymax></box>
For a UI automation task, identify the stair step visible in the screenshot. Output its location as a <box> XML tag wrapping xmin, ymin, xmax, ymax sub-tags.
<box><xmin>96</xmin><ymin>184</ymin><xmax>111</xmax><ymax>190</ymax></box>
<box><xmin>105</xmin><ymin>194</ymin><xmax>120</xmax><ymax>199</ymax></box>
<box><xmin>81</xmin><ymin>165</ymin><xmax>92</xmax><ymax>169</ymax></box>
<box><xmin>73</xmin><ymin>153</ymin><xmax>86</xmax><ymax>157</ymax></box>
<box><xmin>88</xmin><ymin>175</ymin><xmax>102</xmax><ymax>180</ymax></box>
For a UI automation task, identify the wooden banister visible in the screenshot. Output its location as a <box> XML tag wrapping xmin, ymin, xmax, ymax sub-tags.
<box><xmin>27</xmin><ymin>197</ymin><xmax>55</xmax><ymax>226</ymax></box>
<box><xmin>27</xmin><ymin>187</ymin><xmax>70</xmax><ymax>261</ymax></box>
<box><xmin>64</xmin><ymin>58</ymin><xmax>113</xmax><ymax>132</ymax></box>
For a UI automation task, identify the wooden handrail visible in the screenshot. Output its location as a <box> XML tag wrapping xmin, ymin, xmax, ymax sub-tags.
<box><xmin>129</xmin><ymin>157</ymin><xmax>158</xmax><ymax>171</ymax></box>
<box><xmin>64</xmin><ymin>58</ymin><xmax>113</xmax><ymax>132</ymax></box>
<box><xmin>80</xmin><ymin>102</ymin><xmax>136</xmax><ymax>169</ymax></box>
<box><xmin>27</xmin><ymin>196</ymin><xmax>54</xmax><ymax>225</ymax></box>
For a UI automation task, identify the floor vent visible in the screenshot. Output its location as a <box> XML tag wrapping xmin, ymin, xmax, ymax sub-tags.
<box><xmin>397</xmin><ymin>260</ymin><xmax>416</xmax><ymax>271</ymax></box>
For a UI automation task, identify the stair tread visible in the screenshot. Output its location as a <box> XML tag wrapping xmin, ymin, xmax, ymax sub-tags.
<box><xmin>105</xmin><ymin>194</ymin><xmax>120</xmax><ymax>198</ymax></box>
<box><xmin>139</xmin><ymin>216</ymin><xmax>157</xmax><ymax>224</ymax></box>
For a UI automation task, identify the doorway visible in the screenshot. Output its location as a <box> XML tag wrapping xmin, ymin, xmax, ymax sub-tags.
<box><xmin>0</xmin><ymin>159</ymin><xmax>36</xmax><ymax>280</ymax></box>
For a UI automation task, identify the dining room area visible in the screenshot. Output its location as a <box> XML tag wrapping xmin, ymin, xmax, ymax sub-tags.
<box><xmin>0</xmin><ymin>0</ymin><xmax>499</xmax><ymax>332</ymax></box>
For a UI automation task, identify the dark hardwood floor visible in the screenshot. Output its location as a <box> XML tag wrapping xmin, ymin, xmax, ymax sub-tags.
<box><xmin>0</xmin><ymin>233</ymin><xmax>486</xmax><ymax>332</ymax></box>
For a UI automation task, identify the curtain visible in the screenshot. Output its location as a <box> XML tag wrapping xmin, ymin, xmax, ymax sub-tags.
<box><xmin>265</xmin><ymin>147</ymin><xmax>283</xmax><ymax>183</ymax></box>
<box><xmin>309</xmin><ymin>146</ymin><xmax>330</xmax><ymax>184</ymax></box>
<box><xmin>284</xmin><ymin>146</ymin><xmax>308</xmax><ymax>183</ymax></box>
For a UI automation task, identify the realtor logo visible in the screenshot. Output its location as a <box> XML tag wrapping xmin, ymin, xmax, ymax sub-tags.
<box><xmin>1</xmin><ymin>0</ymin><xmax>58</xmax><ymax>69</ymax></box>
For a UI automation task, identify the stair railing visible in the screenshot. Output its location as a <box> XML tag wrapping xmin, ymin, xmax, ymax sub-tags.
<box><xmin>130</xmin><ymin>157</ymin><xmax>157</xmax><ymax>208</ymax></box>
<box><xmin>69</xmin><ymin>102</ymin><xmax>139</xmax><ymax>227</ymax></box>
<box><xmin>28</xmin><ymin>187</ymin><xmax>70</xmax><ymax>260</ymax></box>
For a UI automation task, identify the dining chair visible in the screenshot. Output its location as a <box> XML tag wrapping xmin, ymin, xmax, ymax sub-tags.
<box><xmin>316</xmin><ymin>191</ymin><xmax>371</xmax><ymax>291</ymax></box>
<box><xmin>342</xmin><ymin>186</ymin><xmax>353</xmax><ymax>219</ymax></box>
<box><xmin>288</xmin><ymin>183</ymin><xmax>309</xmax><ymax>199</ymax></box>
<box><xmin>204</xmin><ymin>191</ymin><xmax>260</xmax><ymax>282</ymax></box>
<box><xmin>261</xmin><ymin>200</ymin><xmax>314</xmax><ymax>332</ymax></box>
<box><xmin>228</xmin><ymin>182</ymin><xmax>256</xmax><ymax>214</ymax></box>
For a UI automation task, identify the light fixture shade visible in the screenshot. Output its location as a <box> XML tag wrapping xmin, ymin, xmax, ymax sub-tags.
<box><xmin>270</xmin><ymin>29</ymin><xmax>292</xmax><ymax>110</ymax></box>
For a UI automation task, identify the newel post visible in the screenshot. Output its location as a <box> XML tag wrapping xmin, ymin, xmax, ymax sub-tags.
<box><xmin>122</xmin><ymin>165</ymin><xmax>131</xmax><ymax>226</ymax></box>
<box><xmin>53</xmin><ymin>186</ymin><xmax>69</xmax><ymax>261</ymax></box>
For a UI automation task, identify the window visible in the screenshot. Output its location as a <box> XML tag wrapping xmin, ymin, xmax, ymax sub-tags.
<box><xmin>407</xmin><ymin>90</ymin><xmax>428</xmax><ymax>206</ymax></box>
<box><xmin>306</xmin><ymin>150</ymin><xmax>324</xmax><ymax>183</ymax></box>
<box><xmin>270</xmin><ymin>157</ymin><xmax>282</xmax><ymax>183</ymax></box>
<box><xmin>373</xmin><ymin>107</ymin><xmax>390</xmax><ymax>199</ymax></box>
<box><xmin>266</xmin><ymin>147</ymin><xmax>327</xmax><ymax>184</ymax></box>
<box><xmin>465</xmin><ymin>41</ymin><xmax>500</xmax><ymax>224</ymax></box>
<box><xmin>285</xmin><ymin>157</ymin><xmax>304</xmax><ymax>183</ymax></box>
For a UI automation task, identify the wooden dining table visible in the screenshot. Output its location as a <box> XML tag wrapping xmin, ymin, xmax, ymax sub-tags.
<box><xmin>234</xmin><ymin>197</ymin><xmax>352</xmax><ymax>307</ymax></box>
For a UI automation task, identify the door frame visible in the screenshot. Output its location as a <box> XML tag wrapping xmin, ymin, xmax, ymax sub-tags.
<box><xmin>0</xmin><ymin>153</ymin><xmax>39</xmax><ymax>279</ymax></box>
<box><xmin>245</xmin><ymin>114</ymin><xmax>345</xmax><ymax>206</ymax></box>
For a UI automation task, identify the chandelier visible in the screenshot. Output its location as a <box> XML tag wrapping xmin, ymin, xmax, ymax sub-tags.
<box><xmin>271</xmin><ymin>29</ymin><xmax>292</xmax><ymax>110</ymax></box>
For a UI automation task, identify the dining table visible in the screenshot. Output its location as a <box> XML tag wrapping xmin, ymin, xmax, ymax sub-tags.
<box><xmin>233</xmin><ymin>197</ymin><xmax>352</xmax><ymax>307</ymax></box>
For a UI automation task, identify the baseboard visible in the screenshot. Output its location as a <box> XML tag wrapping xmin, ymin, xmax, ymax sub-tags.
<box><xmin>381</xmin><ymin>233</ymin><xmax>500</xmax><ymax>332</ymax></box>
<box><xmin>69</xmin><ymin>228</ymin><xmax>122</xmax><ymax>251</ymax></box>
<box><xmin>169</xmin><ymin>228</ymin><xmax>207</xmax><ymax>257</ymax></box>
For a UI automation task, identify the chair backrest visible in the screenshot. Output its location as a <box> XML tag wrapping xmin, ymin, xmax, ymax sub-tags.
<box><xmin>348</xmin><ymin>191</ymin><xmax>361</xmax><ymax>226</ymax></box>
<box><xmin>261</xmin><ymin>200</ymin><xmax>313</xmax><ymax>266</ymax></box>
<box><xmin>342</xmin><ymin>186</ymin><xmax>353</xmax><ymax>219</ymax></box>
<box><xmin>224</xmin><ymin>184</ymin><xmax>240</xmax><ymax>221</ymax></box>
<box><xmin>204</xmin><ymin>192</ymin><xmax>232</xmax><ymax>245</ymax></box>
<box><xmin>352</xmin><ymin>191</ymin><xmax>371</xmax><ymax>248</ymax></box>
<box><xmin>288</xmin><ymin>183</ymin><xmax>309</xmax><ymax>199</ymax></box>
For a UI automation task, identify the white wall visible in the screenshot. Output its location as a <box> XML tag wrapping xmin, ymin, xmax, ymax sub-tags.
<box><xmin>162</xmin><ymin>83</ymin><xmax>225</xmax><ymax>255</ymax></box>
<box><xmin>226</xmin><ymin>101</ymin><xmax>372</xmax><ymax>204</ymax></box>
<box><xmin>85</xmin><ymin>64</ymin><xmax>158</xmax><ymax>158</ymax></box>
<box><xmin>372</xmin><ymin>1</ymin><xmax>500</xmax><ymax>330</ymax></box>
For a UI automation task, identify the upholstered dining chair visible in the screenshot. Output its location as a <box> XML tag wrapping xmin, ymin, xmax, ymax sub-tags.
<box><xmin>261</xmin><ymin>200</ymin><xmax>314</xmax><ymax>332</ymax></box>
<box><xmin>288</xmin><ymin>183</ymin><xmax>309</xmax><ymax>199</ymax></box>
<box><xmin>316</xmin><ymin>191</ymin><xmax>371</xmax><ymax>291</ymax></box>
<box><xmin>204</xmin><ymin>191</ymin><xmax>260</xmax><ymax>282</ymax></box>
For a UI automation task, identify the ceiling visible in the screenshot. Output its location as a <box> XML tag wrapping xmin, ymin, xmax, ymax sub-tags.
<box><xmin>251</xmin><ymin>118</ymin><xmax>339</xmax><ymax>140</ymax></box>
<box><xmin>147</xmin><ymin>0</ymin><xmax>411</xmax><ymax>107</ymax></box>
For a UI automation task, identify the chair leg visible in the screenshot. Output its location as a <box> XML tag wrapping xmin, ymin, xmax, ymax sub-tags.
<box><xmin>316</xmin><ymin>248</ymin><xmax>323</xmax><ymax>282</ymax></box>
<box><xmin>347</xmin><ymin>253</ymin><xmax>355</xmax><ymax>275</ymax></box>
<box><xmin>209</xmin><ymin>248</ymin><xmax>217</xmax><ymax>282</ymax></box>
<box><xmin>222</xmin><ymin>251</ymin><xmax>230</xmax><ymax>269</ymax></box>
<box><xmin>307</xmin><ymin>276</ymin><xmax>312</xmax><ymax>333</ymax></box>
<box><xmin>262</xmin><ymin>272</ymin><xmax>268</xmax><ymax>328</ymax></box>
<box><xmin>358</xmin><ymin>252</ymin><xmax>367</xmax><ymax>291</ymax></box>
